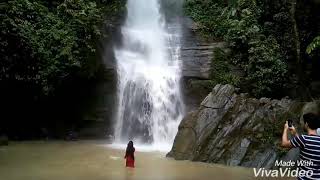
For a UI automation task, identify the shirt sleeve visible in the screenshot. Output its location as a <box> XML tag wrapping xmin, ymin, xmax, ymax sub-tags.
<box><xmin>290</xmin><ymin>135</ymin><xmax>305</xmax><ymax>148</ymax></box>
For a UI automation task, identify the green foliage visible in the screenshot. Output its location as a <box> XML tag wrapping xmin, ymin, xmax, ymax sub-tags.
<box><xmin>185</xmin><ymin>0</ymin><xmax>288</xmax><ymax>98</ymax></box>
<box><xmin>184</xmin><ymin>0</ymin><xmax>228</xmax><ymax>38</ymax></box>
<box><xmin>306</xmin><ymin>36</ymin><xmax>320</xmax><ymax>55</ymax></box>
<box><xmin>224</xmin><ymin>1</ymin><xmax>261</xmax><ymax>46</ymax></box>
<box><xmin>0</xmin><ymin>0</ymin><xmax>122</xmax><ymax>95</ymax></box>
<box><xmin>99</xmin><ymin>0</ymin><xmax>126</xmax><ymax>22</ymax></box>
<box><xmin>247</xmin><ymin>36</ymin><xmax>287</xmax><ymax>97</ymax></box>
<box><xmin>263</xmin><ymin>2</ymin><xmax>296</xmax><ymax>61</ymax></box>
<box><xmin>210</xmin><ymin>47</ymin><xmax>240</xmax><ymax>86</ymax></box>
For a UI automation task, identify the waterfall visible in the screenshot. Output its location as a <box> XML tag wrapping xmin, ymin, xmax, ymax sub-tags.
<box><xmin>113</xmin><ymin>0</ymin><xmax>184</xmax><ymax>151</ymax></box>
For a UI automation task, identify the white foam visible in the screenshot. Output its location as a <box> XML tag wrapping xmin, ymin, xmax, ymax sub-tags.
<box><xmin>107</xmin><ymin>142</ymin><xmax>172</xmax><ymax>153</ymax></box>
<box><xmin>109</xmin><ymin>156</ymin><xmax>121</xmax><ymax>160</ymax></box>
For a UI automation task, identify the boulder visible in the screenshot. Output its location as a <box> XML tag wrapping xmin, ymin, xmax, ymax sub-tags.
<box><xmin>168</xmin><ymin>84</ymin><xmax>307</xmax><ymax>168</ymax></box>
<box><xmin>300</xmin><ymin>101</ymin><xmax>320</xmax><ymax>127</ymax></box>
<box><xmin>167</xmin><ymin>111</ymin><xmax>198</xmax><ymax>160</ymax></box>
<box><xmin>302</xmin><ymin>101</ymin><xmax>320</xmax><ymax>115</ymax></box>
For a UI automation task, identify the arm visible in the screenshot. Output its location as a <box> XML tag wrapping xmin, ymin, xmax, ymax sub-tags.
<box><xmin>281</xmin><ymin>121</ymin><xmax>293</xmax><ymax>148</ymax></box>
<box><xmin>282</xmin><ymin>129</ymin><xmax>292</xmax><ymax>148</ymax></box>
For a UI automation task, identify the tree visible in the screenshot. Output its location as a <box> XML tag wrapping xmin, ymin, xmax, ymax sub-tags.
<box><xmin>0</xmin><ymin>0</ymin><xmax>105</xmax><ymax>95</ymax></box>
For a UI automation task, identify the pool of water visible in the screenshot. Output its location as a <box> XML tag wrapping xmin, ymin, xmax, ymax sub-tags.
<box><xmin>0</xmin><ymin>141</ymin><xmax>291</xmax><ymax>180</ymax></box>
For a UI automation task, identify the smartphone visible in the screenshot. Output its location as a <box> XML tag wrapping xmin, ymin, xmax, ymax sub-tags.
<box><xmin>288</xmin><ymin>119</ymin><xmax>293</xmax><ymax>127</ymax></box>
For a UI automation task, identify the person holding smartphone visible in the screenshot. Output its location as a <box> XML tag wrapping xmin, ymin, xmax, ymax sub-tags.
<box><xmin>282</xmin><ymin>113</ymin><xmax>320</xmax><ymax>179</ymax></box>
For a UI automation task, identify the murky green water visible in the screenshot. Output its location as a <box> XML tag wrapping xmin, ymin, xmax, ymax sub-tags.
<box><xmin>0</xmin><ymin>141</ymin><xmax>292</xmax><ymax>180</ymax></box>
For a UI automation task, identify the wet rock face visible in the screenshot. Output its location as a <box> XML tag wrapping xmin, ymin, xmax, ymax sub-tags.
<box><xmin>180</xmin><ymin>17</ymin><xmax>227</xmax><ymax>80</ymax></box>
<box><xmin>178</xmin><ymin>17</ymin><xmax>227</xmax><ymax>113</ymax></box>
<box><xmin>167</xmin><ymin>84</ymin><xmax>316</xmax><ymax>168</ymax></box>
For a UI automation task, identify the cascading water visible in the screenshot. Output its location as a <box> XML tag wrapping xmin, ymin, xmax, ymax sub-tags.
<box><xmin>113</xmin><ymin>0</ymin><xmax>184</xmax><ymax>151</ymax></box>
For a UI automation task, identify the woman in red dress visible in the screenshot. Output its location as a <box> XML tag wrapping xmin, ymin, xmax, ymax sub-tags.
<box><xmin>124</xmin><ymin>141</ymin><xmax>135</xmax><ymax>168</ymax></box>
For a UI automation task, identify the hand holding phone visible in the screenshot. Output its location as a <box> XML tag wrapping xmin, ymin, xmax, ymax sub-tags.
<box><xmin>288</xmin><ymin>119</ymin><xmax>293</xmax><ymax>128</ymax></box>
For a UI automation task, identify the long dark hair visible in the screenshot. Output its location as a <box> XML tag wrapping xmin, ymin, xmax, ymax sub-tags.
<box><xmin>125</xmin><ymin>141</ymin><xmax>135</xmax><ymax>160</ymax></box>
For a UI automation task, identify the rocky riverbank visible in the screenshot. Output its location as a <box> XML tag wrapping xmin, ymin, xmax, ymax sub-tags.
<box><xmin>168</xmin><ymin>84</ymin><xmax>320</xmax><ymax>169</ymax></box>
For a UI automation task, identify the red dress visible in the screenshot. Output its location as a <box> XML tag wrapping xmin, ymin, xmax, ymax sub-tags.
<box><xmin>125</xmin><ymin>155</ymin><xmax>135</xmax><ymax>168</ymax></box>
<box><xmin>125</xmin><ymin>148</ymin><xmax>135</xmax><ymax>168</ymax></box>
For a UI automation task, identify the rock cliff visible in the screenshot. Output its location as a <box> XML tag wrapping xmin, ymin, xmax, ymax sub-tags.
<box><xmin>179</xmin><ymin>17</ymin><xmax>230</xmax><ymax>112</ymax></box>
<box><xmin>168</xmin><ymin>84</ymin><xmax>320</xmax><ymax>168</ymax></box>
<box><xmin>180</xmin><ymin>18</ymin><xmax>227</xmax><ymax>79</ymax></box>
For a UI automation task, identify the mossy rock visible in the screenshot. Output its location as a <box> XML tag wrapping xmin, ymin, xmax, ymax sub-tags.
<box><xmin>302</xmin><ymin>101</ymin><xmax>320</xmax><ymax>115</ymax></box>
